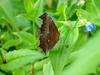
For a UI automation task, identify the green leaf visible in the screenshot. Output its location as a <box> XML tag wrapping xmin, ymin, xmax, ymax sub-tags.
<box><xmin>50</xmin><ymin>50</ymin><xmax>69</xmax><ymax>75</ymax></box>
<box><xmin>16</xmin><ymin>15</ymin><xmax>31</xmax><ymax>28</ymax></box>
<box><xmin>49</xmin><ymin>25</ymin><xmax>70</xmax><ymax>75</ymax></box>
<box><xmin>43</xmin><ymin>61</ymin><xmax>54</xmax><ymax>75</ymax></box>
<box><xmin>72</xmin><ymin>32</ymin><xmax>88</xmax><ymax>51</ymax></box>
<box><xmin>63</xmin><ymin>31</ymin><xmax>100</xmax><ymax>75</ymax></box>
<box><xmin>10</xmin><ymin>0</ymin><xmax>25</xmax><ymax>14</ymax></box>
<box><xmin>79</xmin><ymin>0</ymin><xmax>100</xmax><ymax>26</ymax></box>
<box><xmin>65</xmin><ymin>0</ymin><xmax>78</xmax><ymax>19</ymax></box>
<box><xmin>0</xmin><ymin>0</ymin><xmax>19</xmax><ymax>31</ymax></box>
<box><xmin>24</xmin><ymin>0</ymin><xmax>34</xmax><ymax>20</ymax></box>
<box><xmin>12</xmin><ymin>68</ymin><xmax>25</xmax><ymax>75</ymax></box>
<box><xmin>34</xmin><ymin>58</ymin><xmax>49</xmax><ymax>70</ymax></box>
<box><xmin>57</xmin><ymin>0</ymin><xmax>67</xmax><ymax>20</ymax></box>
<box><xmin>0</xmin><ymin>72</ymin><xmax>5</xmax><ymax>75</ymax></box>
<box><xmin>35</xmin><ymin>70</ymin><xmax>43</xmax><ymax>75</ymax></box>
<box><xmin>35</xmin><ymin>18</ymin><xmax>43</xmax><ymax>28</ymax></box>
<box><xmin>67</xmin><ymin>27</ymin><xmax>79</xmax><ymax>46</ymax></box>
<box><xmin>24</xmin><ymin>0</ymin><xmax>34</xmax><ymax>15</ymax></box>
<box><xmin>34</xmin><ymin>0</ymin><xmax>44</xmax><ymax>19</ymax></box>
<box><xmin>57</xmin><ymin>0</ymin><xmax>66</xmax><ymax>14</ymax></box>
<box><xmin>5</xmin><ymin>49</ymin><xmax>44</xmax><ymax>62</ymax></box>
<box><xmin>14</xmin><ymin>31</ymin><xmax>39</xmax><ymax>49</ymax></box>
<box><xmin>0</xmin><ymin>50</ymin><xmax>45</xmax><ymax>71</ymax></box>
<box><xmin>2</xmin><ymin>39</ymin><xmax>21</xmax><ymax>49</ymax></box>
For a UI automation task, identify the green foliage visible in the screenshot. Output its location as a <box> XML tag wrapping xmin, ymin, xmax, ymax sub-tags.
<box><xmin>0</xmin><ymin>50</ymin><xmax>45</xmax><ymax>71</ymax></box>
<box><xmin>63</xmin><ymin>31</ymin><xmax>100</xmax><ymax>75</ymax></box>
<box><xmin>0</xmin><ymin>0</ymin><xmax>100</xmax><ymax>75</ymax></box>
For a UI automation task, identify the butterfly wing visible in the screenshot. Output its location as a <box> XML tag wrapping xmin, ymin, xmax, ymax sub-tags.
<box><xmin>39</xmin><ymin>13</ymin><xmax>60</xmax><ymax>53</ymax></box>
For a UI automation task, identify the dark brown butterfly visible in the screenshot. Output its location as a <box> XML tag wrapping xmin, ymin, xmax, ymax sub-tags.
<box><xmin>39</xmin><ymin>13</ymin><xmax>60</xmax><ymax>53</ymax></box>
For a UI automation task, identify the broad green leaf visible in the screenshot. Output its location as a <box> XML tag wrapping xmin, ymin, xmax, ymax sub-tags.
<box><xmin>50</xmin><ymin>50</ymin><xmax>70</xmax><ymax>75</ymax></box>
<box><xmin>96</xmin><ymin>67</ymin><xmax>100</xmax><ymax>75</ymax></box>
<box><xmin>16</xmin><ymin>15</ymin><xmax>31</xmax><ymax>28</ymax></box>
<box><xmin>34</xmin><ymin>58</ymin><xmax>49</xmax><ymax>70</ymax></box>
<box><xmin>0</xmin><ymin>72</ymin><xmax>5</xmax><ymax>75</ymax></box>
<box><xmin>43</xmin><ymin>61</ymin><xmax>54</xmax><ymax>75</ymax></box>
<box><xmin>72</xmin><ymin>32</ymin><xmax>88</xmax><ymax>51</ymax></box>
<box><xmin>0</xmin><ymin>50</ymin><xmax>45</xmax><ymax>71</ymax></box>
<box><xmin>12</xmin><ymin>68</ymin><xmax>25</xmax><ymax>75</ymax></box>
<box><xmin>2</xmin><ymin>39</ymin><xmax>21</xmax><ymax>49</ymax></box>
<box><xmin>62</xmin><ymin>31</ymin><xmax>100</xmax><ymax>75</ymax></box>
<box><xmin>58</xmin><ymin>21</ymin><xmax>79</xmax><ymax>47</ymax></box>
<box><xmin>35</xmin><ymin>70</ymin><xmax>43</xmax><ymax>75</ymax></box>
<box><xmin>22</xmin><ymin>64</ymin><xmax>32</xmax><ymax>75</ymax></box>
<box><xmin>67</xmin><ymin>27</ymin><xmax>79</xmax><ymax>46</ymax></box>
<box><xmin>10</xmin><ymin>0</ymin><xmax>25</xmax><ymax>14</ymax></box>
<box><xmin>5</xmin><ymin>49</ymin><xmax>43</xmax><ymax>62</ymax></box>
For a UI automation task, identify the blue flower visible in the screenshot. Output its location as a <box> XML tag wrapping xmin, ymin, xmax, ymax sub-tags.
<box><xmin>84</xmin><ymin>22</ymin><xmax>96</xmax><ymax>32</ymax></box>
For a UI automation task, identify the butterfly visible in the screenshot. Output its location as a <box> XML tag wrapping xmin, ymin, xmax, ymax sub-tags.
<box><xmin>39</xmin><ymin>13</ymin><xmax>60</xmax><ymax>53</ymax></box>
